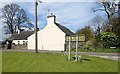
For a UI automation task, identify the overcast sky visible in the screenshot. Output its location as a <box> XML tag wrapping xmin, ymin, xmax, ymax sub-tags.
<box><xmin>0</xmin><ymin>0</ymin><xmax>108</xmax><ymax>41</ymax></box>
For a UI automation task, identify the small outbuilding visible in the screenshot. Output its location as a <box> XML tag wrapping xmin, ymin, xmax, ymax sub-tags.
<box><xmin>28</xmin><ymin>13</ymin><xmax>74</xmax><ymax>51</ymax></box>
<box><xmin>7</xmin><ymin>31</ymin><xmax>34</xmax><ymax>49</ymax></box>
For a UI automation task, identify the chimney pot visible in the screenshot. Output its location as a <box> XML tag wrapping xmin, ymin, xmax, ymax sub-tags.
<box><xmin>47</xmin><ymin>13</ymin><xmax>56</xmax><ymax>24</ymax></box>
<box><xmin>18</xmin><ymin>30</ymin><xmax>20</xmax><ymax>34</ymax></box>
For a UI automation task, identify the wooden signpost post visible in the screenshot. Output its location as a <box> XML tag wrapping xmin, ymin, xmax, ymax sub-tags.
<box><xmin>68</xmin><ymin>36</ymin><xmax>71</xmax><ymax>61</ymax></box>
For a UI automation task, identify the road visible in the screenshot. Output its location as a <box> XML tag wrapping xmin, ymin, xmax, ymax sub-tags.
<box><xmin>2</xmin><ymin>49</ymin><xmax>120</xmax><ymax>61</ymax></box>
<box><xmin>76</xmin><ymin>52</ymin><xmax>120</xmax><ymax>61</ymax></box>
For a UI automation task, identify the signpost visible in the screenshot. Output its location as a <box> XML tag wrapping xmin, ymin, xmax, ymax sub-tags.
<box><xmin>66</xmin><ymin>35</ymin><xmax>85</xmax><ymax>42</ymax></box>
<box><xmin>75</xmin><ymin>35</ymin><xmax>78</xmax><ymax>62</ymax></box>
<box><xmin>68</xmin><ymin>36</ymin><xmax>71</xmax><ymax>61</ymax></box>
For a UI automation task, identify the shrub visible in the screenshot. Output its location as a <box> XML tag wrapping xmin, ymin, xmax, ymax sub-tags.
<box><xmin>96</xmin><ymin>32</ymin><xmax>118</xmax><ymax>48</ymax></box>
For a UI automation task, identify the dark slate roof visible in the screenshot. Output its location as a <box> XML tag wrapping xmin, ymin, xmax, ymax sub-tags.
<box><xmin>7</xmin><ymin>31</ymin><xmax>34</xmax><ymax>40</ymax></box>
<box><xmin>55</xmin><ymin>23</ymin><xmax>75</xmax><ymax>36</ymax></box>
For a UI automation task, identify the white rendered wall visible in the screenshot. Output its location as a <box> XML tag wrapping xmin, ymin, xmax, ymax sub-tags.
<box><xmin>38</xmin><ymin>23</ymin><xmax>65</xmax><ymax>51</ymax></box>
<box><xmin>28</xmin><ymin>17</ymin><xmax>65</xmax><ymax>51</ymax></box>
<box><xmin>13</xmin><ymin>40</ymin><xmax>27</xmax><ymax>45</ymax></box>
<box><xmin>27</xmin><ymin>34</ymin><xmax>35</xmax><ymax>49</ymax></box>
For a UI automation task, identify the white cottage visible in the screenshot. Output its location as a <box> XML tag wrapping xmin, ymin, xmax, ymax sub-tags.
<box><xmin>7</xmin><ymin>31</ymin><xmax>34</xmax><ymax>45</ymax></box>
<box><xmin>28</xmin><ymin>14</ymin><xmax>74</xmax><ymax>51</ymax></box>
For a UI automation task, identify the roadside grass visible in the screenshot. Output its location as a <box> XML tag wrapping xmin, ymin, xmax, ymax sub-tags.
<box><xmin>72</xmin><ymin>48</ymin><xmax>120</xmax><ymax>53</ymax></box>
<box><xmin>0</xmin><ymin>51</ymin><xmax>2</xmax><ymax>73</ymax></box>
<box><xmin>2</xmin><ymin>51</ymin><xmax>118</xmax><ymax>72</ymax></box>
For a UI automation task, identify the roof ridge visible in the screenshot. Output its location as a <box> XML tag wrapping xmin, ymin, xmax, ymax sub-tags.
<box><xmin>55</xmin><ymin>22</ymin><xmax>74</xmax><ymax>36</ymax></box>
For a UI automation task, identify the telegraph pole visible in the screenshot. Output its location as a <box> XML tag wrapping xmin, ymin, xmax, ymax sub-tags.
<box><xmin>35</xmin><ymin>0</ymin><xmax>38</xmax><ymax>53</ymax></box>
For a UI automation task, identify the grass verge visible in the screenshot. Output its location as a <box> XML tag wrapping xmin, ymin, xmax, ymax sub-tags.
<box><xmin>2</xmin><ymin>51</ymin><xmax>118</xmax><ymax>72</ymax></box>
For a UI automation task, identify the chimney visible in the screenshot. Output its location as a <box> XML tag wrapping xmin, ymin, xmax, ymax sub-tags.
<box><xmin>47</xmin><ymin>13</ymin><xmax>56</xmax><ymax>25</ymax></box>
<box><xmin>17</xmin><ymin>29</ymin><xmax>21</xmax><ymax>34</ymax></box>
<box><xmin>17</xmin><ymin>25</ymin><xmax>21</xmax><ymax>34</ymax></box>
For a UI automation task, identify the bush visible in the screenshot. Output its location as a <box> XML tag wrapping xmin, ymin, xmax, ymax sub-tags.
<box><xmin>96</xmin><ymin>32</ymin><xmax>118</xmax><ymax>48</ymax></box>
<box><xmin>83</xmin><ymin>41</ymin><xmax>93</xmax><ymax>51</ymax></box>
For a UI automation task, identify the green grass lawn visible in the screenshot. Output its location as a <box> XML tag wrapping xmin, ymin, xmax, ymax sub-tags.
<box><xmin>0</xmin><ymin>51</ymin><xmax>2</xmax><ymax>73</ymax></box>
<box><xmin>2</xmin><ymin>51</ymin><xmax>118</xmax><ymax>72</ymax></box>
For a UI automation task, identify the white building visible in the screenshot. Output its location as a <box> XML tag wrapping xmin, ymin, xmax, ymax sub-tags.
<box><xmin>7</xmin><ymin>31</ymin><xmax>34</xmax><ymax>45</ymax></box>
<box><xmin>28</xmin><ymin>14</ymin><xmax>74</xmax><ymax>51</ymax></box>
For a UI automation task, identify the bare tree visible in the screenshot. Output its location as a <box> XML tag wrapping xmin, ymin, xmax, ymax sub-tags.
<box><xmin>94</xmin><ymin>0</ymin><xmax>119</xmax><ymax>31</ymax></box>
<box><xmin>2</xmin><ymin>3</ymin><xmax>19</xmax><ymax>34</ymax></box>
<box><xmin>1</xmin><ymin>3</ymin><xmax>33</xmax><ymax>34</ymax></box>
<box><xmin>118</xmin><ymin>1</ymin><xmax>120</xmax><ymax>15</ymax></box>
<box><xmin>13</xmin><ymin>8</ymin><xmax>29</xmax><ymax>31</ymax></box>
<box><xmin>90</xmin><ymin>15</ymin><xmax>104</xmax><ymax>35</ymax></box>
<box><xmin>94</xmin><ymin>0</ymin><xmax>118</xmax><ymax>19</ymax></box>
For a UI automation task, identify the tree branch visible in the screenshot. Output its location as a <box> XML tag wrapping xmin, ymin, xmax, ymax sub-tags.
<box><xmin>94</xmin><ymin>9</ymin><xmax>105</xmax><ymax>12</ymax></box>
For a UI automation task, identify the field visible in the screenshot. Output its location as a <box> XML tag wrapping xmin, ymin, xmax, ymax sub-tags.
<box><xmin>2</xmin><ymin>51</ymin><xmax>118</xmax><ymax>72</ymax></box>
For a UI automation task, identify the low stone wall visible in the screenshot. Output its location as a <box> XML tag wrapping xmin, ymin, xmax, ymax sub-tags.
<box><xmin>12</xmin><ymin>44</ymin><xmax>27</xmax><ymax>50</ymax></box>
<box><xmin>1</xmin><ymin>44</ymin><xmax>27</xmax><ymax>50</ymax></box>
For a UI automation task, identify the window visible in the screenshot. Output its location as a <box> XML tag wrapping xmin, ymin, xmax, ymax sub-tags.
<box><xmin>18</xmin><ymin>41</ymin><xmax>20</xmax><ymax>45</ymax></box>
<box><xmin>23</xmin><ymin>41</ymin><xmax>25</xmax><ymax>45</ymax></box>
